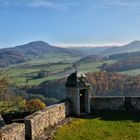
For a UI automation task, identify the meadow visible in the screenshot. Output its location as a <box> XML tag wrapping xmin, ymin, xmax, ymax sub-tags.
<box><xmin>54</xmin><ymin>112</ymin><xmax>140</xmax><ymax>140</ymax></box>
<box><xmin>5</xmin><ymin>53</ymin><xmax>80</xmax><ymax>85</ymax></box>
<box><xmin>4</xmin><ymin>52</ymin><xmax>140</xmax><ymax>86</ymax></box>
<box><xmin>6</xmin><ymin>60</ymin><xmax>114</xmax><ymax>85</ymax></box>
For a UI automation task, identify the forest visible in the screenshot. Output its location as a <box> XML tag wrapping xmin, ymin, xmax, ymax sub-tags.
<box><xmin>86</xmin><ymin>72</ymin><xmax>140</xmax><ymax>96</ymax></box>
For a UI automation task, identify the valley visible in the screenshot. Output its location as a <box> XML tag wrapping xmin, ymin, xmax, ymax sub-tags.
<box><xmin>1</xmin><ymin>40</ymin><xmax>140</xmax><ymax>109</ymax></box>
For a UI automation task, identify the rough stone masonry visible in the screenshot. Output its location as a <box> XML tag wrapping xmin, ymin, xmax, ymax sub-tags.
<box><xmin>0</xmin><ymin>123</ymin><xmax>25</xmax><ymax>140</ymax></box>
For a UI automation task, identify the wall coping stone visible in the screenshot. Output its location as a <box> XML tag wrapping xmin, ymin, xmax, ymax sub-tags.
<box><xmin>25</xmin><ymin>102</ymin><xmax>67</xmax><ymax>120</ymax></box>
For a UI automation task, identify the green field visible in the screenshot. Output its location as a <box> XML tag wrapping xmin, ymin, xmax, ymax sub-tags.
<box><xmin>4</xmin><ymin>51</ymin><xmax>140</xmax><ymax>86</ymax></box>
<box><xmin>5</xmin><ymin>51</ymin><xmax>116</xmax><ymax>86</ymax></box>
<box><xmin>54</xmin><ymin>112</ymin><xmax>140</xmax><ymax>140</ymax></box>
<box><xmin>4</xmin><ymin>53</ymin><xmax>80</xmax><ymax>85</ymax></box>
<box><xmin>78</xmin><ymin>60</ymin><xmax>115</xmax><ymax>73</ymax></box>
<box><xmin>8</xmin><ymin>53</ymin><xmax>81</xmax><ymax>67</ymax></box>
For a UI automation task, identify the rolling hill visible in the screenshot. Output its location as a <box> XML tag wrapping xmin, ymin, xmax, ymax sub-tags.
<box><xmin>108</xmin><ymin>50</ymin><xmax>140</xmax><ymax>60</ymax></box>
<box><xmin>1</xmin><ymin>40</ymin><xmax>140</xmax><ymax>67</ymax></box>
<box><xmin>69</xmin><ymin>46</ymin><xmax>110</xmax><ymax>55</ymax></box>
<box><xmin>101</xmin><ymin>40</ymin><xmax>140</xmax><ymax>56</ymax></box>
<box><xmin>101</xmin><ymin>50</ymin><xmax>140</xmax><ymax>72</ymax></box>
<box><xmin>0</xmin><ymin>41</ymin><xmax>81</xmax><ymax>67</ymax></box>
<box><xmin>68</xmin><ymin>41</ymin><xmax>140</xmax><ymax>56</ymax></box>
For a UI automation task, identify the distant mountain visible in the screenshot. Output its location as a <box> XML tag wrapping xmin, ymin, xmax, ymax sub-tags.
<box><xmin>0</xmin><ymin>41</ymin><xmax>81</xmax><ymax>67</ymax></box>
<box><xmin>101</xmin><ymin>41</ymin><xmax>140</xmax><ymax>56</ymax></box>
<box><xmin>70</xmin><ymin>41</ymin><xmax>140</xmax><ymax>56</ymax></box>
<box><xmin>4</xmin><ymin>41</ymin><xmax>77</xmax><ymax>57</ymax></box>
<box><xmin>101</xmin><ymin>50</ymin><xmax>140</xmax><ymax>72</ymax></box>
<box><xmin>1</xmin><ymin>40</ymin><xmax>140</xmax><ymax>67</ymax></box>
<box><xmin>109</xmin><ymin>50</ymin><xmax>140</xmax><ymax>60</ymax></box>
<box><xmin>69</xmin><ymin>46</ymin><xmax>110</xmax><ymax>56</ymax></box>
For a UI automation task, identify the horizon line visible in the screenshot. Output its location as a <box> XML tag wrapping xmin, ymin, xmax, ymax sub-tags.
<box><xmin>0</xmin><ymin>40</ymin><xmax>138</xmax><ymax>49</ymax></box>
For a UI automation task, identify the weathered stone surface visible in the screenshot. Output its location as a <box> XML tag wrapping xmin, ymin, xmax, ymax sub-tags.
<box><xmin>24</xmin><ymin>102</ymin><xmax>70</xmax><ymax>140</ymax></box>
<box><xmin>66</xmin><ymin>87</ymin><xmax>91</xmax><ymax>116</ymax></box>
<box><xmin>0</xmin><ymin>123</ymin><xmax>25</xmax><ymax>140</ymax></box>
<box><xmin>131</xmin><ymin>97</ymin><xmax>140</xmax><ymax>110</ymax></box>
<box><xmin>91</xmin><ymin>97</ymin><xmax>125</xmax><ymax>110</ymax></box>
<box><xmin>91</xmin><ymin>96</ymin><xmax>140</xmax><ymax>111</ymax></box>
<box><xmin>35</xmin><ymin>117</ymin><xmax>72</xmax><ymax>140</ymax></box>
<box><xmin>0</xmin><ymin>115</ymin><xmax>5</xmax><ymax>128</ymax></box>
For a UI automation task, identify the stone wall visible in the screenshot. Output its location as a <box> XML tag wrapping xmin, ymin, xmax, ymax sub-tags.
<box><xmin>91</xmin><ymin>96</ymin><xmax>124</xmax><ymax>111</ymax></box>
<box><xmin>91</xmin><ymin>96</ymin><xmax>140</xmax><ymax>111</ymax></box>
<box><xmin>131</xmin><ymin>97</ymin><xmax>140</xmax><ymax>110</ymax></box>
<box><xmin>0</xmin><ymin>123</ymin><xmax>25</xmax><ymax>140</ymax></box>
<box><xmin>24</xmin><ymin>102</ymin><xmax>70</xmax><ymax>140</ymax></box>
<box><xmin>1</xmin><ymin>97</ymin><xmax>140</xmax><ymax>140</ymax></box>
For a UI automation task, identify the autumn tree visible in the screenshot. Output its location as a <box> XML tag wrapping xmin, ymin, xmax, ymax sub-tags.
<box><xmin>0</xmin><ymin>70</ymin><xmax>15</xmax><ymax>114</ymax></box>
<box><xmin>86</xmin><ymin>72</ymin><xmax>140</xmax><ymax>96</ymax></box>
<box><xmin>0</xmin><ymin>70</ymin><xmax>11</xmax><ymax>94</ymax></box>
<box><xmin>26</xmin><ymin>99</ymin><xmax>46</xmax><ymax>113</ymax></box>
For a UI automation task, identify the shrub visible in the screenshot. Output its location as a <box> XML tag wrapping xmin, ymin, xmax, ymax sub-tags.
<box><xmin>26</xmin><ymin>99</ymin><xmax>46</xmax><ymax>113</ymax></box>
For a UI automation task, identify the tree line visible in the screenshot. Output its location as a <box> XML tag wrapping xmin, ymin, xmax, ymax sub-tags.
<box><xmin>86</xmin><ymin>72</ymin><xmax>140</xmax><ymax>96</ymax></box>
<box><xmin>100</xmin><ymin>57</ymin><xmax>140</xmax><ymax>72</ymax></box>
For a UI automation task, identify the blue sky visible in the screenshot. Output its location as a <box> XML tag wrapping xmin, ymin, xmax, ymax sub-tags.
<box><xmin>0</xmin><ymin>0</ymin><xmax>140</xmax><ymax>48</ymax></box>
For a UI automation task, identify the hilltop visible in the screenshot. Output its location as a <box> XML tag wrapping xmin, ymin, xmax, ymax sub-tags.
<box><xmin>0</xmin><ymin>41</ymin><xmax>80</xmax><ymax>67</ymax></box>
<box><xmin>101</xmin><ymin>40</ymin><xmax>140</xmax><ymax>56</ymax></box>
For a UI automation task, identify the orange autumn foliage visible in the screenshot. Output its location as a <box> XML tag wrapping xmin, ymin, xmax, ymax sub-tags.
<box><xmin>26</xmin><ymin>99</ymin><xmax>46</xmax><ymax>112</ymax></box>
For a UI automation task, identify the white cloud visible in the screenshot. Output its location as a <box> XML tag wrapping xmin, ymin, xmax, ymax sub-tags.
<box><xmin>98</xmin><ymin>0</ymin><xmax>140</xmax><ymax>9</ymax></box>
<box><xmin>71</xmin><ymin>0</ymin><xmax>140</xmax><ymax>21</ymax></box>
<box><xmin>29</xmin><ymin>0</ymin><xmax>56</xmax><ymax>8</ymax></box>
<box><xmin>27</xmin><ymin>0</ymin><xmax>66</xmax><ymax>9</ymax></box>
<box><xmin>55</xmin><ymin>42</ymin><xmax>126</xmax><ymax>48</ymax></box>
<box><xmin>0</xmin><ymin>0</ymin><xmax>77</xmax><ymax>10</ymax></box>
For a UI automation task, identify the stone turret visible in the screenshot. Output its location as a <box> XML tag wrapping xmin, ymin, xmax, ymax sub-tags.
<box><xmin>65</xmin><ymin>71</ymin><xmax>91</xmax><ymax>116</ymax></box>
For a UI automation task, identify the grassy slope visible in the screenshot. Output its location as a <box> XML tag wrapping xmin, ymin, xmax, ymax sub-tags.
<box><xmin>5</xmin><ymin>53</ymin><xmax>80</xmax><ymax>85</ymax></box>
<box><xmin>78</xmin><ymin>60</ymin><xmax>115</xmax><ymax>73</ymax></box>
<box><xmin>54</xmin><ymin>113</ymin><xmax>140</xmax><ymax>140</ymax></box>
<box><xmin>5</xmin><ymin>51</ymin><xmax>140</xmax><ymax>86</ymax></box>
<box><xmin>22</xmin><ymin>53</ymin><xmax>81</xmax><ymax>66</ymax></box>
<box><xmin>6</xmin><ymin>52</ymin><xmax>116</xmax><ymax>85</ymax></box>
<box><xmin>9</xmin><ymin>61</ymin><xmax>114</xmax><ymax>85</ymax></box>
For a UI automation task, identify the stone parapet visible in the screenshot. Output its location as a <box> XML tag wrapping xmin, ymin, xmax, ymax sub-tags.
<box><xmin>91</xmin><ymin>96</ymin><xmax>140</xmax><ymax>111</ymax></box>
<box><xmin>91</xmin><ymin>96</ymin><xmax>124</xmax><ymax>111</ymax></box>
<box><xmin>0</xmin><ymin>123</ymin><xmax>25</xmax><ymax>140</ymax></box>
<box><xmin>24</xmin><ymin>102</ymin><xmax>70</xmax><ymax>140</ymax></box>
